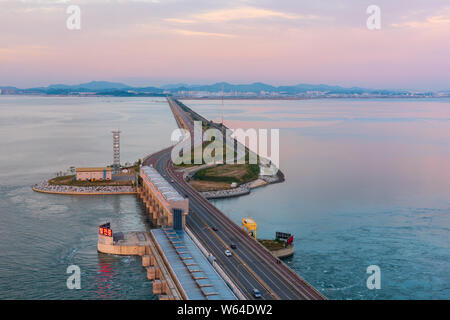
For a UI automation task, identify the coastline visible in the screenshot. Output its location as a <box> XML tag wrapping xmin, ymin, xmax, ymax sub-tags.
<box><xmin>1</xmin><ymin>94</ymin><xmax>448</xmax><ymax>100</ymax></box>
<box><xmin>177</xmin><ymin>162</ymin><xmax>284</xmax><ymax>200</ymax></box>
<box><xmin>172</xmin><ymin>99</ymin><xmax>287</xmax><ymax>200</ymax></box>
<box><xmin>198</xmin><ymin>175</ymin><xmax>282</xmax><ymax>199</ymax></box>
<box><xmin>32</xmin><ymin>182</ymin><xmax>137</xmax><ymax>195</ymax></box>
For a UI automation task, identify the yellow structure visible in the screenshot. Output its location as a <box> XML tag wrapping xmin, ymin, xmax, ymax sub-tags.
<box><xmin>242</xmin><ymin>218</ymin><xmax>257</xmax><ymax>240</ymax></box>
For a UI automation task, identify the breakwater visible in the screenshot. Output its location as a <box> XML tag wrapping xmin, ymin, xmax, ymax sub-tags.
<box><xmin>32</xmin><ymin>182</ymin><xmax>137</xmax><ymax>195</ymax></box>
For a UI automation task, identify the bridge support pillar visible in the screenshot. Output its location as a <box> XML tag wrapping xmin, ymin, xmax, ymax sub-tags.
<box><xmin>153</xmin><ymin>280</ymin><xmax>168</xmax><ymax>295</ymax></box>
<box><xmin>147</xmin><ymin>266</ymin><xmax>162</xmax><ymax>280</ymax></box>
<box><xmin>150</xmin><ymin>255</ymin><xmax>157</xmax><ymax>266</ymax></box>
<box><xmin>142</xmin><ymin>254</ymin><xmax>153</xmax><ymax>267</ymax></box>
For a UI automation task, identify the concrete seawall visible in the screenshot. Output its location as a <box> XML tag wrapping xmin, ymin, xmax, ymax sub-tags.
<box><xmin>271</xmin><ymin>246</ymin><xmax>294</xmax><ymax>259</ymax></box>
<box><xmin>97</xmin><ymin>230</ymin><xmax>183</xmax><ymax>300</ymax></box>
<box><xmin>32</xmin><ymin>183</ymin><xmax>137</xmax><ymax>195</ymax></box>
<box><xmin>198</xmin><ymin>175</ymin><xmax>281</xmax><ymax>199</ymax></box>
<box><xmin>174</xmin><ymin>98</ymin><xmax>286</xmax><ymax>199</ymax></box>
<box><xmin>97</xmin><ymin>227</ymin><xmax>238</xmax><ymax>300</ymax></box>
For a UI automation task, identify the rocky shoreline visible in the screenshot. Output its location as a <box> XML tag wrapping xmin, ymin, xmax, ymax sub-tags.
<box><xmin>199</xmin><ymin>174</ymin><xmax>283</xmax><ymax>199</ymax></box>
<box><xmin>32</xmin><ymin>182</ymin><xmax>137</xmax><ymax>195</ymax></box>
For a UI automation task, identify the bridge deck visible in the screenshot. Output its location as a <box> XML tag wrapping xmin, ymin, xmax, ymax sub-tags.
<box><xmin>152</xmin><ymin>228</ymin><xmax>236</xmax><ymax>300</ymax></box>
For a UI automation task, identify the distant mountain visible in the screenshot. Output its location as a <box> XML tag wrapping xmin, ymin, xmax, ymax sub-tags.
<box><xmin>164</xmin><ymin>82</ymin><xmax>404</xmax><ymax>95</ymax></box>
<box><xmin>161</xmin><ymin>82</ymin><xmax>425</xmax><ymax>97</ymax></box>
<box><xmin>0</xmin><ymin>86</ymin><xmax>20</xmax><ymax>94</ymax></box>
<box><xmin>171</xmin><ymin>82</ymin><xmax>277</xmax><ymax>93</ymax></box>
<box><xmin>0</xmin><ymin>86</ymin><xmax>19</xmax><ymax>90</ymax></box>
<box><xmin>1</xmin><ymin>81</ymin><xmax>444</xmax><ymax>98</ymax></box>
<box><xmin>133</xmin><ymin>86</ymin><xmax>165</xmax><ymax>94</ymax></box>
<box><xmin>47</xmin><ymin>81</ymin><xmax>132</xmax><ymax>91</ymax></box>
<box><xmin>10</xmin><ymin>81</ymin><xmax>164</xmax><ymax>96</ymax></box>
<box><xmin>160</xmin><ymin>83</ymin><xmax>189</xmax><ymax>90</ymax></box>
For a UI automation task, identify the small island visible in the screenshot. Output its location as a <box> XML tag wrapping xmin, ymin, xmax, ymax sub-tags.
<box><xmin>259</xmin><ymin>239</ymin><xmax>294</xmax><ymax>258</ymax></box>
<box><xmin>242</xmin><ymin>218</ymin><xmax>294</xmax><ymax>258</ymax></box>
<box><xmin>32</xmin><ymin>162</ymin><xmax>140</xmax><ymax>195</ymax></box>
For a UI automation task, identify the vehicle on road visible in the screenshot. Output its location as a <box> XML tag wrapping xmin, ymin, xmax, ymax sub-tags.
<box><xmin>230</xmin><ymin>244</ymin><xmax>237</xmax><ymax>249</ymax></box>
<box><xmin>224</xmin><ymin>250</ymin><xmax>232</xmax><ymax>257</ymax></box>
<box><xmin>212</xmin><ymin>226</ymin><xmax>218</xmax><ymax>231</ymax></box>
<box><xmin>252</xmin><ymin>288</ymin><xmax>262</xmax><ymax>298</ymax></box>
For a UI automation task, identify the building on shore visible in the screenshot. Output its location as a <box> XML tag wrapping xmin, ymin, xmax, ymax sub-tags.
<box><xmin>76</xmin><ymin>167</ymin><xmax>112</xmax><ymax>181</ymax></box>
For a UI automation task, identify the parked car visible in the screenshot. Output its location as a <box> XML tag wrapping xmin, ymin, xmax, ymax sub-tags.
<box><xmin>224</xmin><ymin>250</ymin><xmax>232</xmax><ymax>257</ymax></box>
<box><xmin>252</xmin><ymin>288</ymin><xmax>262</xmax><ymax>298</ymax></box>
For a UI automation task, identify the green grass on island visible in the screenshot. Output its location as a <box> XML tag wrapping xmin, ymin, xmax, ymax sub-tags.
<box><xmin>193</xmin><ymin>163</ymin><xmax>260</xmax><ymax>184</ymax></box>
<box><xmin>48</xmin><ymin>175</ymin><xmax>133</xmax><ymax>187</ymax></box>
<box><xmin>170</xmin><ymin>120</ymin><xmax>262</xmax><ymax>191</ymax></box>
<box><xmin>258</xmin><ymin>239</ymin><xmax>288</xmax><ymax>251</ymax></box>
<box><xmin>173</xmin><ymin>124</ymin><xmax>260</xmax><ymax>168</ymax></box>
<box><xmin>188</xmin><ymin>163</ymin><xmax>260</xmax><ymax>192</ymax></box>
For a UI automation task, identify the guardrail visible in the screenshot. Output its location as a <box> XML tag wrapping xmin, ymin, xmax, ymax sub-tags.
<box><xmin>185</xmin><ymin>227</ymin><xmax>246</xmax><ymax>300</ymax></box>
<box><xmin>149</xmin><ymin>231</ymin><xmax>187</xmax><ymax>300</ymax></box>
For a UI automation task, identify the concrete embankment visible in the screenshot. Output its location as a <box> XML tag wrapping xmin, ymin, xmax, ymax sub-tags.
<box><xmin>172</xmin><ymin>98</ymin><xmax>285</xmax><ymax>200</ymax></box>
<box><xmin>98</xmin><ymin>227</ymin><xmax>238</xmax><ymax>300</ymax></box>
<box><xmin>270</xmin><ymin>246</ymin><xmax>294</xmax><ymax>259</ymax></box>
<box><xmin>200</xmin><ymin>185</ymin><xmax>251</xmax><ymax>199</ymax></box>
<box><xmin>32</xmin><ymin>182</ymin><xmax>137</xmax><ymax>195</ymax></box>
<box><xmin>198</xmin><ymin>175</ymin><xmax>282</xmax><ymax>199</ymax></box>
<box><xmin>97</xmin><ymin>229</ymin><xmax>183</xmax><ymax>300</ymax></box>
<box><xmin>178</xmin><ymin>162</ymin><xmax>282</xmax><ymax>199</ymax></box>
<box><xmin>182</xmin><ymin>163</ymin><xmax>218</xmax><ymax>180</ymax></box>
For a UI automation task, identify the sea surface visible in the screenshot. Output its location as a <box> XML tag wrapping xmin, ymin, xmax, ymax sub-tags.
<box><xmin>184</xmin><ymin>98</ymin><xmax>450</xmax><ymax>300</ymax></box>
<box><xmin>0</xmin><ymin>96</ymin><xmax>449</xmax><ymax>299</ymax></box>
<box><xmin>0</xmin><ymin>96</ymin><xmax>178</xmax><ymax>299</ymax></box>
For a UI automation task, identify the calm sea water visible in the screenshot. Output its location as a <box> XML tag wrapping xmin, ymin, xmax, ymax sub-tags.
<box><xmin>184</xmin><ymin>98</ymin><xmax>450</xmax><ymax>300</ymax></box>
<box><xmin>0</xmin><ymin>96</ymin><xmax>448</xmax><ymax>299</ymax></box>
<box><xmin>0</xmin><ymin>96</ymin><xmax>178</xmax><ymax>299</ymax></box>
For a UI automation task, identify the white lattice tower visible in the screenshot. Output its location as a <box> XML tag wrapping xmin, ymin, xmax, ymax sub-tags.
<box><xmin>112</xmin><ymin>130</ymin><xmax>121</xmax><ymax>170</ymax></box>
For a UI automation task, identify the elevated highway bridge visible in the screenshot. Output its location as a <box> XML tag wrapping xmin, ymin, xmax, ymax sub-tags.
<box><xmin>139</xmin><ymin>98</ymin><xmax>325</xmax><ymax>300</ymax></box>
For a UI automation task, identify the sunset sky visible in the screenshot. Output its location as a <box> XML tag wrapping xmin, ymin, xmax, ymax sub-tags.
<box><xmin>0</xmin><ymin>0</ymin><xmax>449</xmax><ymax>90</ymax></box>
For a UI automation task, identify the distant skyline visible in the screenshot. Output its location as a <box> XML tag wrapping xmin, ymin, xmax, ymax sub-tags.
<box><xmin>2</xmin><ymin>80</ymin><xmax>447</xmax><ymax>94</ymax></box>
<box><xmin>1</xmin><ymin>0</ymin><xmax>449</xmax><ymax>90</ymax></box>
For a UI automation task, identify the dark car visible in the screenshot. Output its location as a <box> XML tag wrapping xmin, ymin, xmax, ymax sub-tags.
<box><xmin>212</xmin><ymin>227</ymin><xmax>218</xmax><ymax>231</ymax></box>
<box><xmin>252</xmin><ymin>289</ymin><xmax>261</xmax><ymax>298</ymax></box>
<box><xmin>230</xmin><ymin>244</ymin><xmax>237</xmax><ymax>249</ymax></box>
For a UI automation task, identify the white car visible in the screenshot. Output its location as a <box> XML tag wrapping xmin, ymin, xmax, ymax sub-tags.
<box><xmin>224</xmin><ymin>250</ymin><xmax>232</xmax><ymax>257</ymax></box>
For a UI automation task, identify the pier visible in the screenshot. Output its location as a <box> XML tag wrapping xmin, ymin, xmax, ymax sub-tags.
<box><xmin>140</xmin><ymin>98</ymin><xmax>325</xmax><ymax>300</ymax></box>
<box><xmin>97</xmin><ymin>223</ymin><xmax>237</xmax><ymax>300</ymax></box>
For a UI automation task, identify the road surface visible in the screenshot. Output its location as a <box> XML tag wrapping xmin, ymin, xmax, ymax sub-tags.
<box><xmin>142</xmin><ymin>98</ymin><xmax>325</xmax><ymax>300</ymax></box>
